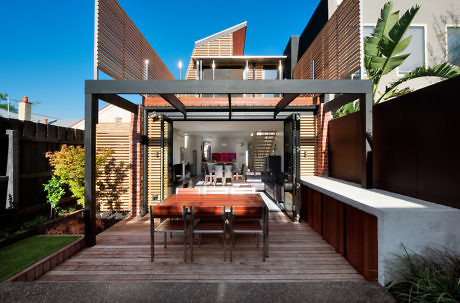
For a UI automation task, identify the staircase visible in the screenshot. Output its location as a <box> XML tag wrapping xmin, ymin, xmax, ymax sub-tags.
<box><xmin>250</xmin><ymin>131</ymin><xmax>277</xmax><ymax>172</ymax></box>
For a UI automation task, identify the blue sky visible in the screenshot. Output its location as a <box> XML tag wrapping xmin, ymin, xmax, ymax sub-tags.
<box><xmin>0</xmin><ymin>0</ymin><xmax>320</xmax><ymax>120</ymax></box>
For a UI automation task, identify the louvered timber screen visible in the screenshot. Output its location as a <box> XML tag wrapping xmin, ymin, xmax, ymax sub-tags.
<box><xmin>96</xmin><ymin>0</ymin><xmax>174</xmax><ymax>80</ymax></box>
<box><xmin>293</xmin><ymin>0</ymin><xmax>360</xmax><ymax>80</ymax></box>
<box><xmin>96</xmin><ymin>123</ymin><xmax>132</xmax><ymax>211</ymax></box>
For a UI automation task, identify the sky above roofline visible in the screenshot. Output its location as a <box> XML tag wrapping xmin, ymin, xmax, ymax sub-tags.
<box><xmin>0</xmin><ymin>0</ymin><xmax>320</xmax><ymax>120</ymax></box>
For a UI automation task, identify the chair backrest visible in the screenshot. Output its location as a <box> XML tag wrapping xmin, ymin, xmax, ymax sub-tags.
<box><xmin>150</xmin><ymin>205</ymin><xmax>187</xmax><ymax>220</ymax></box>
<box><xmin>176</xmin><ymin>187</ymin><xmax>199</xmax><ymax>194</ymax></box>
<box><xmin>203</xmin><ymin>187</ymin><xmax>230</xmax><ymax>194</ymax></box>
<box><xmin>214</xmin><ymin>165</ymin><xmax>223</xmax><ymax>178</ymax></box>
<box><xmin>224</xmin><ymin>165</ymin><xmax>233</xmax><ymax>177</ymax></box>
<box><xmin>230</xmin><ymin>206</ymin><xmax>265</xmax><ymax>220</ymax></box>
<box><xmin>231</xmin><ymin>187</ymin><xmax>256</xmax><ymax>194</ymax></box>
<box><xmin>190</xmin><ymin>206</ymin><xmax>225</xmax><ymax>221</ymax></box>
<box><xmin>207</xmin><ymin>163</ymin><xmax>215</xmax><ymax>172</ymax></box>
<box><xmin>240</xmin><ymin>164</ymin><xmax>245</xmax><ymax>174</ymax></box>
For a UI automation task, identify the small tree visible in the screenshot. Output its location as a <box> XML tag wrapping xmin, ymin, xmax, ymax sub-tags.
<box><xmin>43</xmin><ymin>176</ymin><xmax>65</xmax><ymax>218</ymax></box>
<box><xmin>46</xmin><ymin>145</ymin><xmax>112</xmax><ymax>207</ymax></box>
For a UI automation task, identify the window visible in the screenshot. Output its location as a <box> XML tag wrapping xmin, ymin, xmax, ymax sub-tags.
<box><xmin>263</xmin><ymin>68</ymin><xmax>278</xmax><ymax>97</ymax></box>
<box><xmin>447</xmin><ymin>26</ymin><xmax>460</xmax><ymax>66</ymax></box>
<box><xmin>363</xmin><ymin>25</ymin><xmax>374</xmax><ymax>39</ymax></box>
<box><xmin>399</xmin><ymin>26</ymin><xmax>425</xmax><ymax>73</ymax></box>
<box><xmin>363</xmin><ymin>25</ymin><xmax>425</xmax><ymax>74</ymax></box>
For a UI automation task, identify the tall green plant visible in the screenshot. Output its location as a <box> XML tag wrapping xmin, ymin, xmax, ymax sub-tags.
<box><xmin>364</xmin><ymin>1</ymin><xmax>420</xmax><ymax>101</ymax></box>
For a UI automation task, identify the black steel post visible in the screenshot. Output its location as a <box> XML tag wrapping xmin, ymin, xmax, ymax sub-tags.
<box><xmin>84</xmin><ymin>93</ymin><xmax>98</xmax><ymax>247</ymax></box>
<box><xmin>141</xmin><ymin>106</ymin><xmax>148</xmax><ymax>217</ymax></box>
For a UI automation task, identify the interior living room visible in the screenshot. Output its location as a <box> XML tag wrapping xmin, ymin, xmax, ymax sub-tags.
<box><xmin>171</xmin><ymin>121</ymin><xmax>285</xmax><ymax>203</ymax></box>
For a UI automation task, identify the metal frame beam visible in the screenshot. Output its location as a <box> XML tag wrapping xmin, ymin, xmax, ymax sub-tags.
<box><xmin>159</xmin><ymin>94</ymin><xmax>186</xmax><ymax>117</ymax></box>
<box><xmin>323</xmin><ymin>93</ymin><xmax>361</xmax><ymax>112</ymax></box>
<box><xmin>86</xmin><ymin>79</ymin><xmax>372</xmax><ymax>95</ymax></box>
<box><xmin>274</xmin><ymin>93</ymin><xmax>299</xmax><ymax>117</ymax></box>
<box><xmin>96</xmin><ymin>93</ymin><xmax>137</xmax><ymax>114</ymax></box>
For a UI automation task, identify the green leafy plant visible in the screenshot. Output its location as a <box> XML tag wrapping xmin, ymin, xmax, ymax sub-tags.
<box><xmin>334</xmin><ymin>1</ymin><xmax>460</xmax><ymax>118</ymax></box>
<box><xmin>46</xmin><ymin>145</ymin><xmax>112</xmax><ymax>207</ymax></box>
<box><xmin>43</xmin><ymin>176</ymin><xmax>65</xmax><ymax>218</ymax></box>
<box><xmin>387</xmin><ymin>246</ymin><xmax>460</xmax><ymax>303</ymax></box>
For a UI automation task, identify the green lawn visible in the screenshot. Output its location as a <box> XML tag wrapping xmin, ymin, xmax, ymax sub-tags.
<box><xmin>0</xmin><ymin>235</ymin><xmax>81</xmax><ymax>281</ymax></box>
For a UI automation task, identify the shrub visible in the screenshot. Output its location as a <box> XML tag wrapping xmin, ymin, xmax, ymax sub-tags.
<box><xmin>43</xmin><ymin>176</ymin><xmax>65</xmax><ymax>217</ymax></box>
<box><xmin>387</xmin><ymin>246</ymin><xmax>460</xmax><ymax>303</ymax></box>
<box><xmin>46</xmin><ymin>145</ymin><xmax>112</xmax><ymax>206</ymax></box>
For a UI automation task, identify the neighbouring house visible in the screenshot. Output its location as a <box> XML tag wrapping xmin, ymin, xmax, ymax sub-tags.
<box><xmin>0</xmin><ymin>96</ymin><xmax>78</xmax><ymax>127</ymax></box>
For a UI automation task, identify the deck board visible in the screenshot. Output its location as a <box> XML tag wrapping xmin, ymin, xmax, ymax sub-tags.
<box><xmin>39</xmin><ymin>212</ymin><xmax>364</xmax><ymax>282</ymax></box>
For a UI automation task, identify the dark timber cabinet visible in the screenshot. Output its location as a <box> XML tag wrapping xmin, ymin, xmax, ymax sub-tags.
<box><xmin>302</xmin><ymin>185</ymin><xmax>377</xmax><ymax>281</ymax></box>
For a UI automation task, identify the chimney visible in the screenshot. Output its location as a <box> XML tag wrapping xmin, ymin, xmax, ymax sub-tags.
<box><xmin>18</xmin><ymin>96</ymin><xmax>32</xmax><ymax>121</ymax></box>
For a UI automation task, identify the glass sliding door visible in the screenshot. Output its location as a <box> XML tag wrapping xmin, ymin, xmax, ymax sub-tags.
<box><xmin>284</xmin><ymin>114</ymin><xmax>300</xmax><ymax>220</ymax></box>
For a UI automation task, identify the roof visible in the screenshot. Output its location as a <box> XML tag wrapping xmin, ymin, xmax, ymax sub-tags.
<box><xmin>195</xmin><ymin>21</ymin><xmax>247</xmax><ymax>47</ymax></box>
<box><xmin>0</xmin><ymin>107</ymin><xmax>77</xmax><ymax>127</ymax></box>
<box><xmin>191</xmin><ymin>55</ymin><xmax>287</xmax><ymax>65</ymax></box>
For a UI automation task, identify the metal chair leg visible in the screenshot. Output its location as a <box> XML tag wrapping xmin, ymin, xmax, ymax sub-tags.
<box><xmin>223</xmin><ymin>232</ymin><xmax>226</xmax><ymax>262</ymax></box>
<box><xmin>164</xmin><ymin>233</ymin><xmax>167</xmax><ymax>248</ymax></box>
<box><xmin>184</xmin><ymin>230</ymin><xmax>187</xmax><ymax>263</ymax></box>
<box><xmin>230</xmin><ymin>231</ymin><xmax>233</xmax><ymax>262</ymax></box>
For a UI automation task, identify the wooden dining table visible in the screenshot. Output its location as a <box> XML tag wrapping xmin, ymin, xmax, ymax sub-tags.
<box><xmin>162</xmin><ymin>193</ymin><xmax>265</xmax><ymax>208</ymax></box>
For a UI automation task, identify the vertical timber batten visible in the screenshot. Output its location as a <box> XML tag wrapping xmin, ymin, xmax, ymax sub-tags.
<box><xmin>84</xmin><ymin>94</ymin><xmax>98</xmax><ymax>247</ymax></box>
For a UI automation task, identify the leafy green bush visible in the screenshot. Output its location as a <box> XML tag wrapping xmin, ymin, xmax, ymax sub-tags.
<box><xmin>43</xmin><ymin>176</ymin><xmax>65</xmax><ymax>217</ymax></box>
<box><xmin>387</xmin><ymin>246</ymin><xmax>460</xmax><ymax>303</ymax></box>
<box><xmin>46</xmin><ymin>145</ymin><xmax>112</xmax><ymax>206</ymax></box>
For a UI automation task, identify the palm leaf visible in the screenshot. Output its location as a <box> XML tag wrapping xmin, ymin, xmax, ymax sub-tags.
<box><xmin>379</xmin><ymin>5</ymin><xmax>420</xmax><ymax>59</ymax></box>
<box><xmin>377</xmin><ymin>63</ymin><xmax>460</xmax><ymax>103</ymax></box>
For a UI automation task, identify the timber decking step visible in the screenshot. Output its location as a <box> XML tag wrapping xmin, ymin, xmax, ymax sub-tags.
<box><xmin>39</xmin><ymin>212</ymin><xmax>365</xmax><ymax>282</ymax></box>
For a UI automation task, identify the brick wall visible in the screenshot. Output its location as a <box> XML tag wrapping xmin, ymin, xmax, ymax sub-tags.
<box><xmin>316</xmin><ymin>104</ymin><xmax>330</xmax><ymax>176</ymax></box>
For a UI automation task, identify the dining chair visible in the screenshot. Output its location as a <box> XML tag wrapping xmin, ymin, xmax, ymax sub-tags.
<box><xmin>189</xmin><ymin>206</ymin><xmax>227</xmax><ymax>262</ymax></box>
<box><xmin>224</xmin><ymin>164</ymin><xmax>233</xmax><ymax>185</ymax></box>
<box><xmin>213</xmin><ymin>165</ymin><xmax>224</xmax><ymax>185</ymax></box>
<box><xmin>150</xmin><ymin>205</ymin><xmax>188</xmax><ymax>262</ymax></box>
<box><xmin>235</xmin><ymin>164</ymin><xmax>245</xmax><ymax>181</ymax></box>
<box><xmin>204</xmin><ymin>163</ymin><xmax>212</xmax><ymax>184</ymax></box>
<box><xmin>229</xmin><ymin>205</ymin><xmax>268</xmax><ymax>262</ymax></box>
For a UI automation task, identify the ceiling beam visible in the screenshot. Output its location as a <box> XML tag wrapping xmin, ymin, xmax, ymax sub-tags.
<box><xmin>323</xmin><ymin>93</ymin><xmax>362</xmax><ymax>112</ymax></box>
<box><xmin>274</xmin><ymin>94</ymin><xmax>299</xmax><ymax>117</ymax></box>
<box><xmin>159</xmin><ymin>94</ymin><xmax>186</xmax><ymax>117</ymax></box>
<box><xmin>96</xmin><ymin>94</ymin><xmax>138</xmax><ymax>114</ymax></box>
<box><xmin>86</xmin><ymin>79</ymin><xmax>373</xmax><ymax>95</ymax></box>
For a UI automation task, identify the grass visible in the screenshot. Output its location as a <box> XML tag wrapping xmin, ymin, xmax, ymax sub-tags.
<box><xmin>0</xmin><ymin>235</ymin><xmax>80</xmax><ymax>281</ymax></box>
<box><xmin>386</xmin><ymin>246</ymin><xmax>460</xmax><ymax>303</ymax></box>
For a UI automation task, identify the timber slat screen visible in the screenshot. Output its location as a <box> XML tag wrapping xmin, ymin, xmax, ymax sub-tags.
<box><xmin>299</xmin><ymin>115</ymin><xmax>316</xmax><ymax>176</ymax></box>
<box><xmin>293</xmin><ymin>0</ymin><xmax>360</xmax><ymax>80</ymax></box>
<box><xmin>0</xmin><ymin>117</ymin><xmax>83</xmax><ymax>214</ymax></box>
<box><xmin>96</xmin><ymin>123</ymin><xmax>131</xmax><ymax>211</ymax></box>
<box><xmin>147</xmin><ymin>117</ymin><xmax>169</xmax><ymax>206</ymax></box>
<box><xmin>97</xmin><ymin>0</ymin><xmax>174</xmax><ymax>80</ymax></box>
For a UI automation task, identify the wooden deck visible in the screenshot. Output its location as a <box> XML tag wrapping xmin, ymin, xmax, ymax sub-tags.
<box><xmin>39</xmin><ymin>212</ymin><xmax>364</xmax><ymax>282</ymax></box>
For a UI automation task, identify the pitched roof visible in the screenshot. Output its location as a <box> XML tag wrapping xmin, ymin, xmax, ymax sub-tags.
<box><xmin>195</xmin><ymin>21</ymin><xmax>247</xmax><ymax>47</ymax></box>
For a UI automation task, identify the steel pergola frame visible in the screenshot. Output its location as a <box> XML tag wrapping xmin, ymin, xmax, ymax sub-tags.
<box><xmin>84</xmin><ymin>79</ymin><xmax>372</xmax><ymax>246</ymax></box>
